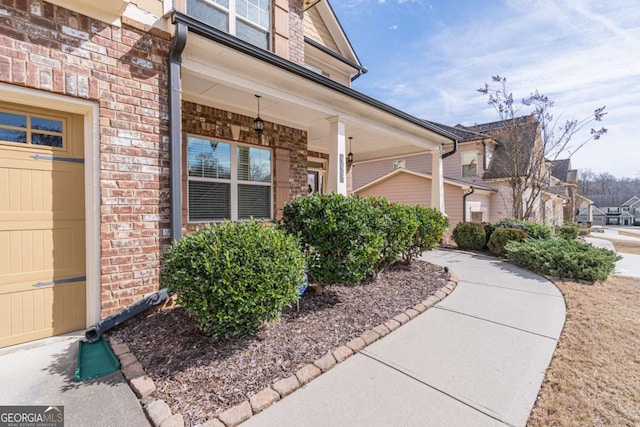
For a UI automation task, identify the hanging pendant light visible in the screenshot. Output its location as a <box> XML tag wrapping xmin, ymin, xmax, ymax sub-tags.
<box><xmin>347</xmin><ymin>136</ymin><xmax>354</xmax><ymax>167</ymax></box>
<box><xmin>254</xmin><ymin>95</ymin><xmax>264</xmax><ymax>135</ymax></box>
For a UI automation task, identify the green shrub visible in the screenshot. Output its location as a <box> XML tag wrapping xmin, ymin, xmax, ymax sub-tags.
<box><xmin>401</xmin><ymin>205</ymin><xmax>450</xmax><ymax>264</ymax></box>
<box><xmin>452</xmin><ymin>222</ymin><xmax>486</xmax><ymax>251</ymax></box>
<box><xmin>367</xmin><ymin>198</ymin><xmax>419</xmax><ymax>270</ymax></box>
<box><xmin>494</xmin><ymin>217</ymin><xmax>553</xmax><ymax>239</ymax></box>
<box><xmin>487</xmin><ymin>227</ymin><xmax>527</xmax><ymax>256</ymax></box>
<box><xmin>505</xmin><ymin>239</ymin><xmax>620</xmax><ymax>282</ymax></box>
<box><xmin>482</xmin><ymin>222</ymin><xmax>496</xmax><ymax>248</ymax></box>
<box><xmin>634</xmin><ymin>220</ymin><xmax>640</xmax><ymax>226</ymax></box>
<box><xmin>279</xmin><ymin>193</ymin><xmax>384</xmax><ymax>286</ymax></box>
<box><xmin>557</xmin><ymin>222</ymin><xmax>581</xmax><ymax>240</ymax></box>
<box><xmin>161</xmin><ymin>221</ymin><xmax>305</xmax><ymax>338</ymax></box>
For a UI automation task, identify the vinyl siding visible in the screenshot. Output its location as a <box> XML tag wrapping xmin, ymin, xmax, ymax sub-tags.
<box><xmin>354</xmin><ymin>172</ymin><xmax>464</xmax><ymax>225</ymax></box>
<box><xmin>464</xmin><ymin>193</ymin><xmax>491</xmax><ymax>225</ymax></box>
<box><xmin>303</xmin><ymin>7</ymin><xmax>339</xmax><ymax>52</ymax></box>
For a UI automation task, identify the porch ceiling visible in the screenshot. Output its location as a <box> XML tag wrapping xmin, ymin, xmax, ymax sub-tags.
<box><xmin>180</xmin><ymin>32</ymin><xmax>453</xmax><ymax>162</ymax></box>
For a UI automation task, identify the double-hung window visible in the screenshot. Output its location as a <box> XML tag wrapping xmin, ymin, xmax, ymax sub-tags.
<box><xmin>186</xmin><ymin>0</ymin><xmax>270</xmax><ymax>50</ymax></box>
<box><xmin>461</xmin><ymin>151</ymin><xmax>477</xmax><ymax>177</ymax></box>
<box><xmin>187</xmin><ymin>136</ymin><xmax>272</xmax><ymax>222</ymax></box>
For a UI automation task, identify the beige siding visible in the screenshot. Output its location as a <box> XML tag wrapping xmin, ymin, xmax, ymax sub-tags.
<box><xmin>489</xmin><ymin>182</ymin><xmax>513</xmax><ymax>222</ymax></box>
<box><xmin>304</xmin><ymin>7</ymin><xmax>339</xmax><ymax>52</ymax></box>
<box><xmin>464</xmin><ymin>193</ymin><xmax>491</xmax><ymax>225</ymax></box>
<box><xmin>355</xmin><ymin>173</ymin><xmax>463</xmax><ymax>226</ymax></box>
<box><xmin>357</xmin><ymin>173</ymin><xmax>430</xmax><ymax>206</ymax></box>
<box><xmin>444</xmin><ymin>184</ymin><xmax>464</xmax><ymax>226</ymax></box>
<box><xmin>352</xmin><ymin>153</ymin><xmax>432</xmax><ymax>190</ymax></box>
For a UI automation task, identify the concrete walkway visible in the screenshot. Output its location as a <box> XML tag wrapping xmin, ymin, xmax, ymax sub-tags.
<box><xmin>0</xmin><ymin>332</ymin><xmax>149</xmax><ymax>427</ymax></box>
<box><xmin>245</xmin><ymin>250</ymin><xmax>565</xmax><ymax>427</ymax></box>
<box><xmin>585</xmin><ymin>228</ymin><xmax>640</xmax><ymax>278</ymax></box>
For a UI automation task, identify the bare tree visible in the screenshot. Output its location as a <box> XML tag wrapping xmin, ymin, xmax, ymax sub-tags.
<box><xmin>478</xmin><ymin>75</ymin><xmax>607</xmax><ymax>220</ymax></box>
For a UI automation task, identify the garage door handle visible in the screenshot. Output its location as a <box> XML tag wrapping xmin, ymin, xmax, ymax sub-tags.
<box><xmin>33</xmin><ymin>276</ymin><xmax>87</xmax><ymax>288</ymax></box>
<box><xmin>31</xmin><ymin>154</ymin><xmax>84</xmax><ymax>164</ymax></box>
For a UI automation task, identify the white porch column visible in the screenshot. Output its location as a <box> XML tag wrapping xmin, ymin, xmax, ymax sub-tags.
<box><xmin>431</xmin><ymin>148</ymin><xmax>445</xmax><ymax>213</ymax></box>
<box><xmin>588</xmin><ymin>204</ymin><xmax>593</xmax><ymax>223</ymax></box>
<box><xmin>327</xmin><ymin>117</ymin><xmax>347</xmax><ymax>195</ymax></box>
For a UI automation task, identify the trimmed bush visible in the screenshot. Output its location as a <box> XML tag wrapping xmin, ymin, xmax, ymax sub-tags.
<box><xmin>487</xmin><ymin>227</ymin><xmax>527</xmax><ymax>256</ymax></box>
<box><xmin>494</xmin><ymin>217</ymin><xmax>553</xmax><ymax>239</ymax></box>
<box><xmin>367</xmin><ymin>198</ymin><xmax>419</xmax><ymax>270</ymax></box>
<box><xmin>452</xmin><ymin>222</ymin><xmax>486</xmax><ymax>251</ymax></box>
<box><xmin>505</xmin><ymin>239</ymin><xmax>620</xmax><ymax>282</ymax></box>
<box><xmin>401</xmin><ymin>205</ymin><xmax>450</xmax><ymax>264</ymax></box>
<box><xmin>482</xmin><ymin>222</ymin><xmax>496</xmax><ymax>248</ymax></box>
<box><xmin>557</xmin><ymin>222</ymin><xmax>580</xmax><ymax>240</ymax></box>
<box><xmin>161</xmin><ymin>221</ymin><xmax>305</xmax><ymax>338</ymax></box>
<box><xmin>279</xmin><ymin>193</ymin><xmax>384</xmax><ymax>286</ymax></box>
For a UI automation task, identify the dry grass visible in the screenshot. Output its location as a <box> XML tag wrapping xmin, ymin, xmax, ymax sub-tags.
<box><xmin>528</xmin><ymin>276</ymin><xmax>640</xmax><ymax>426</ymax></box>
<box><xmin>617</xmin><ymin>230</ymin><xmax>640</xmax><ymax>239</ymax></box>
<box><xmin>589</xmin><ymin>236</ymin><xmax>640</xmax><ymax>255</ymax></box>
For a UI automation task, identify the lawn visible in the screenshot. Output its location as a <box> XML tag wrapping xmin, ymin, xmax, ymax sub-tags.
<box><xmin>528</xmin><ymin>274</ymin><xmax>640</xmax><ymax>426</ymax></box>
<box><xmin>589</xmin><ymin>235</ymin><xmax>640</xmax><ymax>255</ymax></box>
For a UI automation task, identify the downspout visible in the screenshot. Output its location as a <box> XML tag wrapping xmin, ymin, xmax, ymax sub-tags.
<box><xmin>441</xmin><ymin>139</ymin><xmax>458</xmax><ymax>159</ymax></box>
<box><xmin>481</xmin><ymin>140</ymin><xmax>487</xmax><ymax>170</ymax></box>
<box><xmin>463</xmin><ymin>186</ymin><xmax>475</xmax><ymax>222</ymax></box>
<box><xmin>169</xmin><ymin>19</ymin><xmax>188</xmax><ymax>241</ymax></box>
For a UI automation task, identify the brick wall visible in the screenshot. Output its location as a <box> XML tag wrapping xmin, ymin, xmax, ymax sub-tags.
<box><xmin>181</xmin><ymin>100</ymin><xmax>308</xmax><ymax>232</ymax></box>
<box><xmin>288</xmin><ymin>0</ymin><xmax>305</xmax><ymax>66</ymax></box>
<box><xmin>0</xmin><ymin>0</ymin><xmax>171</xmax><ymax>317</ymax></box>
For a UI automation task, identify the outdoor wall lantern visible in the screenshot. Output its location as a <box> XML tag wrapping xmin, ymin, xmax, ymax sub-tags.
<box><xmin>347</xmin><ymin>136</ymin><xmax>354</xmax><ymax>167</ymax></box>
<box><xmin>254</xmin><ymin>95</ymin><xmax>264</xmax><ymax>135</ymax></box>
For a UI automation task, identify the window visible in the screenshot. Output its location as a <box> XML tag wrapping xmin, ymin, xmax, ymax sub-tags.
<box><xmin>0</xmin><ymin>109</ymin><xmax>64</xmax><ymax>148</ymax></box>
<box><xmin>187</xmin><ymin>136</ymin><xmax>272</xmax><ymax>222</ymax></box>
<box><xmin>461</xmin><ymin>151</ymin><xmax>477</xmax><ymax>177</ymax></box>
<box><xmin>470</xmin><ymin>211</ymin><xmax>484</xmax><ymax>223</ymax></box>
<box><xmin>186</xmin><ymin>0</ymin><xmax>270</xmax><ymax>49</ymax></box>
<box><xmin>393</xmin><ymin>159</ymin><xmax>405</xmax><ymax>170</ymax></box>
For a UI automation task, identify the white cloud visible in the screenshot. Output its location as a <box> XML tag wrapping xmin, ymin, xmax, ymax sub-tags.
<box><xmin>353</xmin><ymin>0</ymin><xmax>640</xmax><ymax>177</ymax></box>
<box><xmin>389</xmin><ymin>25</ymin><xmax>398</xmax><ymax>30</ymax></box>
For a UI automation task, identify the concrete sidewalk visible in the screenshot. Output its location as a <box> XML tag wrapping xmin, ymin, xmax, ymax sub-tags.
<box><xmin>245</xmin><ymin>250</ymin><xmax>565</xmax><ymax>427</ymax></box>
<box><xmin>0</xmin><ymin>333</ymin><xmax>149</xmax><ymax>427</ymax></box>
<box><xmin>584</xmin><ymin>234</ymin><xmax>640</xmax><ymax>278</ymax></box>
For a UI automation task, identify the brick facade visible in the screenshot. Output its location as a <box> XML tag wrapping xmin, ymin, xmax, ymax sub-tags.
<box><xmin>181</xmin><ymin>100</ymin><xmax>308</xmax><ymax>232</ymax></box>
<box><xmin>288</xmin><ymin>0</ymin><xmax>305</xmax><ymax>66</ymax></box>
<box><xmin>0</xmin><ymin>0</ymin><xmax>171</xmax><ymax>317</ymax></box>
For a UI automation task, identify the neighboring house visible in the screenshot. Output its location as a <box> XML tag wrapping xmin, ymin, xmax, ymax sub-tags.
<box><xmin>581</xmin><ymin>195</ymin><xmax>640</xmax><ymax>225</ymax></box>
<box><xmin>352</xmin><ymin>115</ymin><xmax>567</xmax><ymax>227</ymax></box>
<box><xmin>354</xmin><ymin>168</ymin><xmax>496</xmax><ymax>226</ymax></box>
<box><xmin>0</xmin><ymin>0</ymin><xmax>461</xmax><ymax>347</ymax></box>
<box><xmin>549</xmin><ymin>158</ymin><xmax>580</xmax><ymax>223</ymax></box>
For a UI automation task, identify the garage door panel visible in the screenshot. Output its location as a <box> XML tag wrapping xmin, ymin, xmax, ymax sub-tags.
<box><xmin>0</xmin><ymin>103</ymin><xmax>85</xmax><ymax>348</ymax></box>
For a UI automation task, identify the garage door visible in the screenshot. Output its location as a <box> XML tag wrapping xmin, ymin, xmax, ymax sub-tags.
<box><xmin>0</xmin><ymin>103</ymin><xmax>86</xmax><ymax>348</ymax></box>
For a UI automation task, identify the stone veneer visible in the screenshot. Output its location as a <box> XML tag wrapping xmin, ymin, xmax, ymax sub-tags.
<box><xmin>0</xmin><ymin>0</ymin><xmax>172</xmax><ymax>317</ymax></box>
<box><xmin>181</xmin><ymin>100</ymin><xmax>308</xmax><ymax>232</ymax></box>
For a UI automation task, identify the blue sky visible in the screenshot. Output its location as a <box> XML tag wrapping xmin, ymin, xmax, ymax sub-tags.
<box><xmin>331</xmin><ymin>0</ymin><xmax>640</xmax><ymax>178</ymax></box>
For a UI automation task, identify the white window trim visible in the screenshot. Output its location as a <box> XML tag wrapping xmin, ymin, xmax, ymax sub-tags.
<box><xmin>190</xmin><ymin>0</ymin><xmax>271</xmax><ymax>49</ymax></box>
<box><xmin>461</xmin><ymin>150</ymin><xmax>477</xmax><ymax>177</ymax></box>
<box><xmin>187</xmin><ymin>135</ymin><xmax>273</xmax><ymax>222</ymax></box>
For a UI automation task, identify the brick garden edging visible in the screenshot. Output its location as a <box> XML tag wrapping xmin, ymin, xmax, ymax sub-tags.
<box><xmin>110</xmin><ymin>273</ymin><xmax>459</xmax><ymax>427</ymax></box>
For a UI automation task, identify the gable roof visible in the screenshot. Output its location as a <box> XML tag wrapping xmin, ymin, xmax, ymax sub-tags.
<box><xmin>578</xmin><ymin>206</ymin><xmax>606</xmax><ymax>216</ymax></box>
<box><xmin>459</xmin><ymin>116</ymin><xmax>539</xmax><ymax>179</ymax></box>
<box><xmin>586</xmin><ymin>194</ymin><xmax>640</xmax><ymax>208</ymax></box>
<box><xmin>303</xmin><ymin>0</ymin><xmax>362</xmax><ymax>68</ymax></box>
<box><xmin>353</xmin><ymin>168</ymin><xmax>497</xmax><ymax>194</ymax></box>
<box><xmin>550</xmin><ymin>159</ymin><xmax>571</xmax><ymax>181</ymax></box>
<box><xmin>423</xmin><ymin>121</ymin><xmax>488</xmax><ymax>142</ymax></box>
<box><xmin>622</xmin><ymin>196</ymin><xmax>640</xmax><ymax>207</ymax></box>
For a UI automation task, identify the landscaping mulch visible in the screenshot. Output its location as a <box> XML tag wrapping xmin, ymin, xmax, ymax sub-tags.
<box><xmin>109</xmin><ymin>260</ymin><xmax>447</xmax><ymax>426</ymax></box>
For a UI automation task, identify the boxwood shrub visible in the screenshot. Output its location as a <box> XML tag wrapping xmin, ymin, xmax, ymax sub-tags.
<box><xmin>557</xmin><ymin>222</ymin><xmax>581</xmax><ymax>240</ymax></box>
<box><xmin>505</xmin><ymin>239</ymin><xmax>620</xmax><ymax>282</ymax></box>
<box><xmin>279</xmin><ymin>193</ymin><xmax>384</xmax><ymax>286</ymax></box>
<box><xmin>494</xmin><ymin>217</ymin><xmax>553</xmax><ymax>239</ymax></box>
<box><xmin>452</xmin><ymin>222</ymin><xmax>486</xmax><ymax>251</ymax></box>
<box><xmin>401</xmin><ymin>205</ymin><xmax>449</xmax><ymax>264</ymax></box>
<box><xmin>487</xmin><ymin>227</ymin><xmax>527</xmax><ymax>256</ymax></box>
<box><xmin>161</xmin><ymin>221</ymin><xmax>305</xmax><ymax>338</ymax></box>
<box><xmin>366</xmin><ymin>198</ymin><xmax>419</xmax><ymax>270</ymax></box>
